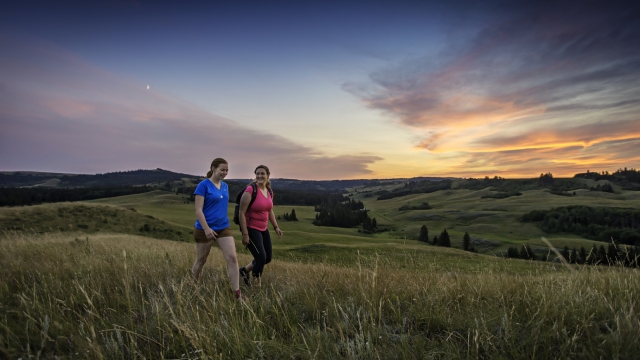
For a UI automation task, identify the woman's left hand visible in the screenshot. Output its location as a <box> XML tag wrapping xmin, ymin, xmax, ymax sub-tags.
<box><xmin>275</xmin><ymin>227</ymin><xmax>283</xmax><ymax>238</ymax></box>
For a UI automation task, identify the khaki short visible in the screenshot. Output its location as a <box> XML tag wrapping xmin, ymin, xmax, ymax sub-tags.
<box><xmin>193</xmin><ymin>227</ymin><xmax>233</xmax><ymax>243</ymax></box>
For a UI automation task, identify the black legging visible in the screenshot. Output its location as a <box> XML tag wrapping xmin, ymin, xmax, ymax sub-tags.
<box><xmin>246</xmin><ymin>227</ymin><xmax>272</xmax><ymax>278</ymax></box>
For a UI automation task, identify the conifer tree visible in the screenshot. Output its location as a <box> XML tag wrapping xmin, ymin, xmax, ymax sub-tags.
<box><xmin>418</xmin><ymin>225</ymin><xmax>429</xmax><ymax>243</ymax></box>
<box><xmin>579</xmin><ymin>247</ymin><xmax>587</xmax><ymax>265</ymax></box>
<box><xmin>506</xmin><ymin>247</ymin><xmax>519</xmax><ymax>258</ymax></box>
<box><xmin>463</xmin><ymin>232</ymin><xmax>471</xmax><ymax>251</ymax></box>
<box><xmin>433</xmin><ymin>235</ymin><xmax>438</xmax><ymax>245</ymax></box>
<box><xmin>607</xmin><ymin>244</ymin><xmax>618</xmax><ymax>264</ymax></box>
<box><xmin>598</xmin><ymin>245</ymin><xmax>607</xmax><ymax>263</ymax></box>
<box><xmin>438</xmin><ymin>229</ymin><xmax>451</xmax><ymax>247</ymax></box>
<box><xmin>588</xmin><ymin>245</ymin><xmax>598</xmax><ymax>265</ymax></box>
<box><xmin>561</xmin><ymin>246</ymin><xmax>570</xmax><ymax>262</ymax></box>
<box><xmin>290</xmin><ymin>208</ymin><xmax>298</xmax><ymax>221</ymax></box>
<box><xmin>570</xmin><ymin>248</ymin><xmax>578</xmax><ymax>264</ymax></box>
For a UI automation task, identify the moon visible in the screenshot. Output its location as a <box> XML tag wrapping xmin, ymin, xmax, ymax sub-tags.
<box><xmin>146</xmin><ymin>85</ymin><xmax>150</xmax><ymax>90</ymax></box>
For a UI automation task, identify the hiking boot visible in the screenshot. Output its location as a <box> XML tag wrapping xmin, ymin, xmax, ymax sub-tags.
<box><xmin>239</xmin><ymin>266</ymin><xmax>251</xmax><ymax>287</ymax></box>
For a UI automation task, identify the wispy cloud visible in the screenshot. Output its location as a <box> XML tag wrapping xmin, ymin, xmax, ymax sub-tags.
<box><xmin>0</xmin><ymin>36</ymin><xmax>381</xmax><ymax>179</ymax></box>
<box><xmin>344</xmin><ymin>1</ymin><xmax>640</xmax><ymax>176</ymax></box>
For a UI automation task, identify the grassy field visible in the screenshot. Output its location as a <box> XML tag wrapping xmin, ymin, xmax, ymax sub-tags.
<box><xmin>1</xmin><ymin>232</ymin><xmax>639</xmax><ymax>359</ymax></box>
<box><xmin>353</xmin><ymin>183</ymin><xmax>640</xmax><ymax>252</ymax></box>
<box><xmin>1</xmin><ymin>187</ymin><xmax>639</xmax><ymax>358</ymax></box>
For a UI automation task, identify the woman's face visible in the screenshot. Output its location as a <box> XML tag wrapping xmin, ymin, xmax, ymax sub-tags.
<box><xmin>212</xmin><ymin>163</ymin><xmax>228</xmax><ymax>179</ymax></box>
<box><xmin>255</xmin><ymin>168</ymin><xmax>268</xmax><ymax>185</ymax></box>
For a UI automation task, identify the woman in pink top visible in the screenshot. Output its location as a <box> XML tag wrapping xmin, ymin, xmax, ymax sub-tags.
<box><xmin>238</xmin><ymin>165</ymin><xmax>283</xmax><ymax>285</ymax></box>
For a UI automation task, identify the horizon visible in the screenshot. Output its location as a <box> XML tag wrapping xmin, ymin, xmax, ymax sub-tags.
<box><xmin>3</xmin><ymin>166</ymin><xmax>633</xmax><ymax>182</ymax></box>
<box><xmin>1</xmin><ymin>1</ymin><xmax>639</xmax><ymax>180</ymax></box>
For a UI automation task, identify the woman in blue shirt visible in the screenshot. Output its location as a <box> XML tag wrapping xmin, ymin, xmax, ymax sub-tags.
<box><xmin>192</xmin><ymin>158</ymin><xmax>242</xmax><ymax>299</ymax></box>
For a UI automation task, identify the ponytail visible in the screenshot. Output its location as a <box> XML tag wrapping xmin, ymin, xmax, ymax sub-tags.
<box><xmin>207</xmin><ymin>158</ymin><xmax>228</xmax><ymax>178</ymax></box>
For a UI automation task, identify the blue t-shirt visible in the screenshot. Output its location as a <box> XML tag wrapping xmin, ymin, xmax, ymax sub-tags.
<box><xmin>194</xmin><ymin>179</ymin><xmax>230</xmax><ymax>231</ymax></box>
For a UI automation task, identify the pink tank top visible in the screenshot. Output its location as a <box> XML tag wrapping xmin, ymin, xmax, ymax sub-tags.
<box><xmin>244</xmin><ymin>185</ymin><xmax>273</xmax><ymax>231</ymax></box>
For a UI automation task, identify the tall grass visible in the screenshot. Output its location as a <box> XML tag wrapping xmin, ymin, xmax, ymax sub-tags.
<box><xmin>1</xmin><ymin>231</ymin><xmax>639</xmax><ymax>359</ymax></box>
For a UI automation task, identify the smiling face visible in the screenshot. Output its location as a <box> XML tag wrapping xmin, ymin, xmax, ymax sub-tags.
<box><xmin>254</xmin><ymin>167</ymin><xmax>269</xmax><ymax>185</ymax></box>
<box><xmin>212</xmin><ymin>163</ymin><xmax>229</xmax><ymax>179</ymax></box>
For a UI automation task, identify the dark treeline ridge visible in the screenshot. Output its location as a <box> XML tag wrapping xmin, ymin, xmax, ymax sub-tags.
<box><xmin>313</xmin><ymin>194</ymin><xmax>377</xmax><ymax>231</ymax></box>
<box><xmin>574</xmin><ymin>168</ymin><xmax>640</xmax><ymax>190</ymax></box>
<box><xmin>0</xmin><ymin>186</ymin><xmax>153</xmax><ymax>207</ymax></box>
<box><xmin>0</xmin><ymin>173</ymin><xmax>54</xmax><ymax>187</ymax></box>
<box><xmin>271</xmin><ymin>179</ymin><xmax>385</xmax><ymax>191</ymax></box>
<box><xmin>227</xmin><ymin>181</ymin><xmax>340</xmax><ymax>206</ymax></box>
<box><xmin>399</xmin><ymin>202</ymin><xmax>432</xmax><ymax>210</ymax></box>
<box><xmin>481</xmin><ymin>191</ymin><xmax>522</xmax><ymax>199</ymax></box>
<box><xmin>0</xmin><ymin>169</ymin><xmax>199</xmax><ymax>188</ymax></box>
<box><xmin>57</xmin><ymin>169</ymin><xmax>198</xmax><ymax>187</ymax></box>
<box><xmin>377</xmin><ymin>179</ymin><xmax>452</xmax><ymax>200</ymax></box>
<box><xmin>521</xmin><ymin>205</ymin><xmax>640</xmax><ymax>246</ymax></box>
<box><xmin>458</xmin><ymin>173</ymin><xmax>588</xmax><ymax>193</ymax></box>
<box><xmin>177</xmin><ymin>181</ymin><xmax>343</xmax><ymax>206</ymax></box>
<box><xmin>505</xmin><ymin>243</ymin><xmax>640</xmax><ymax>268</ymax></box>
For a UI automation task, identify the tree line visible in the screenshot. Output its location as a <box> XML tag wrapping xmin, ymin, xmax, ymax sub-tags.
<box><xmin>377</xmin><ymin>180</ymin><xmax>452</xmax><ymax>200</ymax></box>
<box><xmin>504</xmin><ymin>243</ymin><xmax>640</xmax><ymax>268</ymax></box>
<box><xmin>460</xmin><ymin>173</ymin><xmax>591</xmax><ymax>194</ymax></box>
<box><xmin>0</xmin><ymin>186</ymin><xmax>153</xmax><ymax>206</ymax></box>
<box><xmin>417</xmin><ymin>226</ymin><xmax>477</xmax><ymax>252</ymax></box>
<box><xmin>313</xmin><ymin>196</ymin><xmax>379</xmax><ymax>231</ymax></box>
<box><xmin>280</xmin><ymin>209</ymin><xmax>298</xmax><ymax>221</ymax></box>
<box><xmin>177</xmin><ymin>181</ymin><xmax>338</xmax><ymax>206</ymax></box>
<box><xmin>521</xmin><ymin>205</ymin><xmax>640</xmax><ymax>245</ymax></box>
<box><xmin>574</xmin><ymin>168</ymin><xmax>640</xmax><ymax>190</ymax></box>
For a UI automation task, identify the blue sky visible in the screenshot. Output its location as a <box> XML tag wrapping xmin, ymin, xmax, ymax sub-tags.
<box><xmin>1</xmin><ymin>0</ymin><xmax>639</xmax><ymax>179</ymax></box>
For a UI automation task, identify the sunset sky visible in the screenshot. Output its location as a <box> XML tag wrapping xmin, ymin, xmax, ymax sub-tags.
<box><xmin>1</xmin><ymin>0</ymin><xmax>639</xmax><ymax>180</ymax></box>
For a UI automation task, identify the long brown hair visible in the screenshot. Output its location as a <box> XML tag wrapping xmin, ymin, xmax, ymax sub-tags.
<box><xmin>253</xmin><ymin>164</ymin><xmax>271</xmax><ymax>188</ymax></box>
<box><xmin>206</xmin><ymin>158</ymin><xmax>228</xmax><ymax>178</ymax></box>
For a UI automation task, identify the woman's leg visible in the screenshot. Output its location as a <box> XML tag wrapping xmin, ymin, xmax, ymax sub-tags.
<box><xmin>215</xmin><ymin>236</ymin><xmax>240</xmax><ymax>291</ymax></box>
<box><xmin>192</xmin><ymin>240</ymin><xmax>213</xmax><ymax>280</ymax></box>
<box><xmin>244</xmin><ymin>262</ymin><xmax>254</xmax><ymax>272</ymax></box>
<box><xmin>246</xmin><ymin>228</ymin><xmax>267</xmax><ymax>278</ymax></box>
<box><xmin>262</xmin><ymin>230</ymin><xmax>273</xmax><ymax>266</ymax></box>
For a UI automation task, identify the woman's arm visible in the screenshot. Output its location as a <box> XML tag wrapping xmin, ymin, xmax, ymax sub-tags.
<box><xmin>238</xmin><ymin>192</ymin><xmax>252</xmax><ymax>245</ymax></box>
<box><xmin>195</xmin><ymin>195</ymin><xmax>217</xmax><ymax>240</ymax></box>
<box><xmin>269</xmin><ymin>209</ymin><xmax>283</xmax><ymax>238</ymax></box>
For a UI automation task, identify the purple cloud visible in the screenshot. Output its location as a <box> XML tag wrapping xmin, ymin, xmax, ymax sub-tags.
<box><xmin>0</xmin><ymin>36</ymin><xmax>381</xmax><ymax>180</ymax></box>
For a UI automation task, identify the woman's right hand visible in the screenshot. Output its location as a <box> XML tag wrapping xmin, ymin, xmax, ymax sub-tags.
<box><xmin>242</xmin><ymin>233</ymin><xmax>250</xmax><ymax>246</ymax></box>
<box><xmin>204</xmin><ymin>228</ymin><xmax>218</xmax><ymax>240</ymax></box>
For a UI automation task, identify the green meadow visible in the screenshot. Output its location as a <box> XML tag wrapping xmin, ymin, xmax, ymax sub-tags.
<box><xmin>1</xmin><ymin>185</ymin><xmax>639</xmax><ymax>358</ymax></box>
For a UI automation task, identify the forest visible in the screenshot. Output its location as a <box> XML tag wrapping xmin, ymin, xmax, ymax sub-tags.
<box><xmin>376</xmin><ymin>179</ymin><xmax>452</xmax><ymax>200</ymax></box>
<box><xmin>0</xmin><ymin>186</ymin><xmax>154</xmax><ymax>206</ymax></box>
<box><xmin>0</xmin><ymin>169</ymin><xmax>198</xmax><ymax>188</ymax></box>
<box><xmin>574</xmin><ymin>168</ymin><xmax>640</xmax><ymax>190</ymax></box>
<box><xmin>313</xmin><ymin>195</ymin><xmax>378</xmax><ymax>231</ymax></box>
<box><xmin>505</xmin><ymin>243</ymin><xmax>640</xmax><ymax>268</ymax></box>
<box><xmin>521</xmin><ymin>205</ymin><xmax>640</xmax><ymax>245</ymax></box>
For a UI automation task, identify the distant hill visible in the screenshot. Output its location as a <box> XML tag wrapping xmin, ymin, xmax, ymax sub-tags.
<box><xmin>574</xmin><ymin>168</ymin><xmax>640</xmax><ymax>190</ymax></box>
<box><xmin>0</xmin><ymin>169</ymin><xmax>200</xmax><ymax>188</ymax></box>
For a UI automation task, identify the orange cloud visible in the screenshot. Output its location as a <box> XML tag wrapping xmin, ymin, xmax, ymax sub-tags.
<box><xmin>469</xmin><ymin>119</ymin><xmax>640</xmax><ymax>152</ymax></box>
<box><xmin>435</xmin><ymin>138</ymin><xmax>640</xmax><ymax>178</ymax></box>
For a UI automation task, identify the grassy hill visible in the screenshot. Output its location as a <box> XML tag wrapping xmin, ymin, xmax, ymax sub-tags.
<box><xmin>0</xmin><ymin>201</ymin><xmax>189</xmax><ymax>242</ymax></box>
<box><xmin>1</xmin><ymin>186</ymin><xmax>640</xmax><ymax>358</ymax></box>
<box><xmin>1</xmin><ymin>232</ymin><xmax>638</xmax><ymax>358</ymax></box>
<box><xmin>350</xmin><ymin>181</ymin><xmax>640</xmax><ymax>253</ymax></box>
